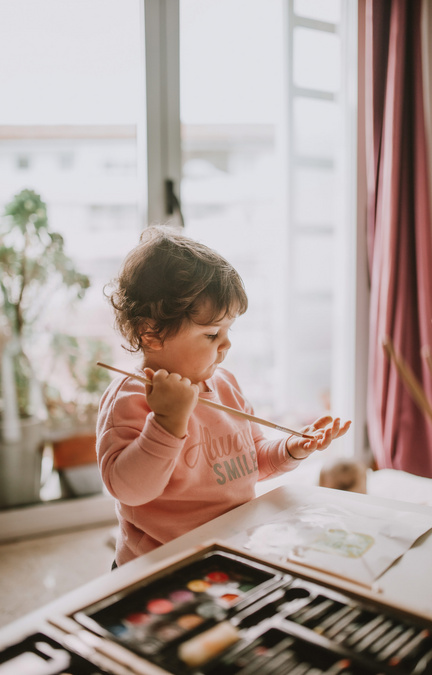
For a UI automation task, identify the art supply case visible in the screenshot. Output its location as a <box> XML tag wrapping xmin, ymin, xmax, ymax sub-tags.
<box><xmin>2</xmin><ymin>543</ymin><xmax>432</xmax><ymax>674</ymax></box>
<box><xmin>0</xmin><ymin>631</ymin><xmax>112</xmax><ymax>675</ymax></box>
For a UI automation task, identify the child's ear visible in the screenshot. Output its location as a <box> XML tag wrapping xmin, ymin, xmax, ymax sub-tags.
<box><xmin>141</xmin><ymin>333</ymin><xmax>163</xmax><ymax>350</ymax></box>
<box><xmin>140</xmin><ymin>324</ymin><xmax>163</xmax><ymax>351</ymax></box>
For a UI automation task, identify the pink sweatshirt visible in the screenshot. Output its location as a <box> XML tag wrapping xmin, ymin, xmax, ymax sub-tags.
<box><xmin>97</xmin><ymin>367</ymin><xmax>301</xmax><ymax>565</ymax></box>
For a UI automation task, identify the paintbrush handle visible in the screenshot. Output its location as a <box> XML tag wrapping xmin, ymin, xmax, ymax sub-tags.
<box><xmin>421</xmin><ymin>345</ymin><xmax>432</xmax><ymax>377</ymax></box>
<box><xmin>383</xmin><ymin>339</ymin><xmax>432</xmax><ymax>422</ymax></box>
<box><xmin>195</xmin><ymin>397</ymin><xmax>313</xmax><ymax>438</ymax></box>
<box><xmin>97</xmin><ymin>362</ymin><xmax>313</xmax><ymax>440</ymax></box>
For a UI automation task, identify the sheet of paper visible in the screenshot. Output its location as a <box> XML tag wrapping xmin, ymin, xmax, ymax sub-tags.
<box><xmin>227</xmin><ymin>501</ymin><xmax>432</xmax><ymax>587</ymax></box>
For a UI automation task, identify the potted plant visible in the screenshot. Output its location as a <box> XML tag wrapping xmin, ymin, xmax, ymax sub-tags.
<box><xmin>0</xmin><ymin>188</ymin><xmax>90</xmax><ymax>507</ymax></box>
<box><xmin>42</xmin><ymin>333</ymin><xmax>113</xmax><ymax>497</ymax></box>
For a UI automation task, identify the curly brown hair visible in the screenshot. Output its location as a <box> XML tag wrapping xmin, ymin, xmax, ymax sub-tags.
<box><xmin>106</xmin><ymin>225</ymin><xmax>248</xmax><ymax>352</ymax></box>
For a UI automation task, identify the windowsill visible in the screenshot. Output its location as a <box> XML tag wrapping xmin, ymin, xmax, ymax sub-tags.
<box><xmin>0</xmin><ymin>453</ymin><xmax>323</xmax><ymax>545</ymax></box>
<box><xmin>0</xmin><ymin>493</ymin><xmax>117</xmax><ymax>544</ymax></box>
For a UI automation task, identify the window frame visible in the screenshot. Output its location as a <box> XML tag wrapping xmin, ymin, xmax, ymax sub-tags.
<box><xmin>150</xmin><ymin>0</ymin><xmax>368</xmax><ymax>460</ymax></box>
<box><xmin>143</xmin><ymin>0</ymin><xmax>182</xmax><ymax>225</ymax></box>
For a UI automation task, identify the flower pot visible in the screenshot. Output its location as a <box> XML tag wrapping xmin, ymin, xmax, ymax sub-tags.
<box><xmin>52</xmin><ymin>433</ymin><xmax>97</xmax><ymax>470</ymax></box>
<box><xmin>0</xmin><ymin>417</ymin><xmax>44</xmax><ymax>508</ymax></box>
<box><xmin>52</xmin><ymin>432</ymin><xmax>103</xmax><ymax>498</ymax></box>
<box><xmin>0</xmin><ymin>333</ymin><xmax>46</xmax><ymax>508</ymax></box>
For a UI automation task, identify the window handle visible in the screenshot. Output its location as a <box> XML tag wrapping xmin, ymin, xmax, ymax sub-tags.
<box><xmin>165</xmin><ymin>178</ymin><xmax>185</xmax><ymax>228</ymax></box>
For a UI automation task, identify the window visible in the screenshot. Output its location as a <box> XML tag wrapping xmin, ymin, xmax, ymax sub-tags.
<box><xmin>178</xmin><ymin>0</ymin><xmax>358</xmax><ymax>445</ymax></box>
<box><xmin>0</xmin><ymin>0</ymin><xmax>360</xmax><ymax>534</ymax></box>
<box><xmin>0</xmin><ymin>0</ymin><xmax>143</xmax><ymax>526</ymax></box>
<box><xmin>0</xmin><ymin>0</ymin><xmax>143</xmax><ymax>376</ymax></box>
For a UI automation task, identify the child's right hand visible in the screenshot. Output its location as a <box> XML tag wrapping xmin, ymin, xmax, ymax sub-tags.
<box><xmin>143</xmin><ymin>368</ymin><xmax>199</xmax><ymax>438</ymax></box>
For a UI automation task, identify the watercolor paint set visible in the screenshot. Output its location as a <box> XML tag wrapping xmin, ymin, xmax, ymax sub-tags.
<box><xmin>2</xmin><ymin>544</ymin><xmax>432</xmax><ymax>674</ymax></box>
<box><xmin>72</xmin><ymin>549</ymin><xmax>283</xmax><ymax>667</ymax></box>
<box><xmin>68</xmin><ymin>544</ymin><xmax>432</xmax><ymax>674</ymax></box>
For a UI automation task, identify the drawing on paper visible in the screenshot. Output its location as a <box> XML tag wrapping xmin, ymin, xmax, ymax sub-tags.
<box><xmin>308</xmin><ymin>528</ymin><xmax>374</xmax><ymax>558</ymax></box>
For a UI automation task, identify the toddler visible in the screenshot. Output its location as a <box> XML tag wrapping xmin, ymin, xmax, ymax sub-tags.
<box><xmin>97</xmin><ymin>226</ymin><xmax>351</xmax><ymax>566</ymax></box>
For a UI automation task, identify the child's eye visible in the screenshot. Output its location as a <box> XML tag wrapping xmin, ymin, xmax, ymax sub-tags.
<box><xmin>205</xmin><ymin>333</ymin><xmax>219</xmax><ymax>341</ymax></box>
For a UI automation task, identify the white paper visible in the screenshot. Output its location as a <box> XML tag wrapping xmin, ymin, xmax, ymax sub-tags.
<box><xmin>228</xmin><ymin>502</ymin><xmax>432</xmax><ymax>587</ymax></box>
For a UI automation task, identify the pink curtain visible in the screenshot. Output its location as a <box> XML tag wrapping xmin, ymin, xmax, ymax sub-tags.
<box><xmin>366</xmin><ymin>0</ymin><xmax>432</xmax><ymax>478</ymax></box>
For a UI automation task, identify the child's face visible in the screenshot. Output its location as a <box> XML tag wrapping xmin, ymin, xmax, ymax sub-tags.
<box><xmin>143</xmin><ymin>302</ymin><xmax>237</xmax><ymax>385</ymax></box>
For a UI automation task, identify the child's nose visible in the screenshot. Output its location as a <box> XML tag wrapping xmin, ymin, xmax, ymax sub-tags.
<box><xmin>218</xmin><ymin>335</ymin><xmax>231</xmax><ymax>351</ymax></box>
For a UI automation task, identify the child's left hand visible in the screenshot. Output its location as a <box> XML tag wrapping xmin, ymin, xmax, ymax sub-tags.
<box><xmin>286</xmin><ymin>415</ymin><xmax>351</xmax><ymax>461</ymax></box>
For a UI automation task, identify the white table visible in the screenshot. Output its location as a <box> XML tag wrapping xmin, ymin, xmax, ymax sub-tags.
<box><xmin>1</xmin><ymin>485</ymin><xmax>431</xmax><ymax>652</ymax></box>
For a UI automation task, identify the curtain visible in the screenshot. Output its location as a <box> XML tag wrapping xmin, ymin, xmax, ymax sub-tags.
<box><xmin>365</xmin><ymin>0</ymin><xmax>432</xmax><ymax>478</ymax></box>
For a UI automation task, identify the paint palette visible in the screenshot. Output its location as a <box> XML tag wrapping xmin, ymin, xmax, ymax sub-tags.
<box><xmin>73</xmin><ymin>550</ymin><xmax>281</xmax><ymax>667</ymax></box>
<box><xmin>69</xmin><ymin>546</ymin><xmax>432</xmax><ymax>674</ymax></box>
<box><xmin>0</xmin><ymin>632</ymin><xmax>111</xmax><ymax>675</ymax></box>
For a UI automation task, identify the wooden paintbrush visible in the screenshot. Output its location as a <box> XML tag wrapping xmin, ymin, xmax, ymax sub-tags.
<box><xmin>383</xmin><ymin>338</ymin><xmax>432</xmax><ymax>423</ymax></box>
<box><xmin>421</xmin><ymin>345</ymin><xmax>432</xmax><ymax>377</ymax></box>
<box><xmin>97</xmin><ymin>362</ymin><xmax>314</xmax><ymax>440</ymax></box>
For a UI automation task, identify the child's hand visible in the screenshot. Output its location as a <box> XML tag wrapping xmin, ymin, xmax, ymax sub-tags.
<box><xmin>286</xmin><ymin>415</ymin><xmax>351</xmax><ymax>461</ymax></box>
<box><xmin>143</xmin><ymin>368</ymin><xmax>199</xmax><ymax>438</ymax></box>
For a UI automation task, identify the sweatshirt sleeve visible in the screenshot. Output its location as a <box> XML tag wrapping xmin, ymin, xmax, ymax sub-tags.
<box><xmin>96</xmin><ymin>377</ymin><xmax>185</xmax><ymax>505</ymax></box>
<box><xmin>252</xmin><ymin>423</ymin><xmax>304</xmax><ymax>480</ymax></box>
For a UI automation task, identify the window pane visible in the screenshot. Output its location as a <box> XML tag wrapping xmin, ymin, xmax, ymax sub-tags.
<box><xmin>291</xmin><ymin>292</ymin><xmax>334</xmax><ymax>419</ymax></box>
<box><xmin>293</xmin><ymin>233</ymin><xmax>334</xmax><ymax>293</ymax></box>
<box><xmin>180</xmin><ymin>0</ymin><xmax>288</xmax><ymax>417</ymax></box>
<box><xmin>293</xmin><ymin>298</ymin><xmax>332</xmax><ymax>351</ymax></box>
<box><xmin>0</xmin><ymin>2</ymin><xmax>140</xmax><ymax>125</ymax></box>
<box><xmin>294</xmin><ymin>98</ymin><xmax>340</xmax><ymax>158</ymax></box>
<box><xmin>0</xmin><ymin>0</ymin><xmax>143</xmax><ymax>496</ymax></box>
<box><xmin>180</xmin><ymin>0</ymin><xmax>284</xmax><ymax>124</ymax></box>
<box><xmin>0</xmin><ymin>2</ymin><xmax>142</xmax><ymax>365</ymax></box>
<box><xmin>293</xmin><ymin>27</ymin><xmax>340</xmax><ymax>92</ymax></box>
<box><xmin>290</xmin><ymin>344</ymin><xmax>332</xmax><ymax>418</ymax></box>
<box><xmin>294</xmin><ymin>168</ymin><xmax>335</xmax><ymax>225</ymax></box>
<box><xmin>179</xmin><ymin>0</ymin><xmax>354</xmax><ymax>423</ymax></box>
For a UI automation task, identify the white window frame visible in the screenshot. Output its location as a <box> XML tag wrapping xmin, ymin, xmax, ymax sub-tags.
<box><xmin>142</xmin><ymin>0</ymin><xmax>182</xmax><ymax>226</ymax></box>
